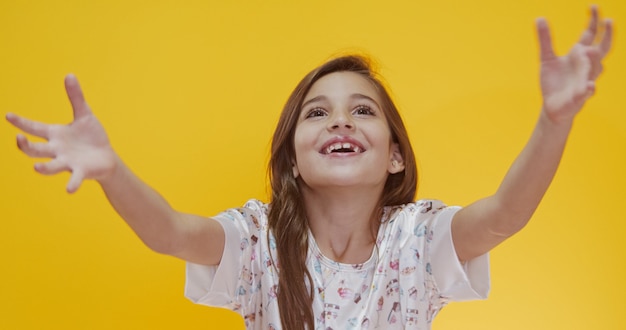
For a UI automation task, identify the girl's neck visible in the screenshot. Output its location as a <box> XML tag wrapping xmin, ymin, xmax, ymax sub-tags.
<box><xmin>301</xmin><ymin>184</ymin><xmax>382</xmax><ymax>264</ymax></box>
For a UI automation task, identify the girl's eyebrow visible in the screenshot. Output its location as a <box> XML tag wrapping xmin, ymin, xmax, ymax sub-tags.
<box><xmin>352</xmin><ymin>93</ymin><xmax>381</xmax><ymax>108</ymax></box>
<box><xmin>301</xmin><ymin>93</ymin><xmax>380</xmax><ymax>109</ymax></box>
<box><xmin>301</xmin><ymin>95</ymin><xmax>326</xmax><ymax>109</ymax></box>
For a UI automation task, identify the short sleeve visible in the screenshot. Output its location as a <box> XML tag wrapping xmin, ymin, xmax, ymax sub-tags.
<box><xmin>184</xmin><ymin>214</ymin><xmax>243</xmax><ymax>308</ymax></box>
<box><xmin>429</xmin><ymin>206</ymin><xmax>490</xmax><ymax>301</ymax></box>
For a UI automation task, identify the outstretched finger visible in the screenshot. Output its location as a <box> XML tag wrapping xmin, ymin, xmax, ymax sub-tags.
<box><xmin>599</xmin><ymin>19</ymin><xmax>613</xmax><ymax>58</ymax></box>
<box><xmin>65</xmin><ymin>74</ymin><xmax>92</xmax><ymax>120</ymax></box>
<box><xmin>586</xmin><ymin>48</ymin><xmax>603</xmax><ymax>81</ymax></box>
<box><xmin>536</xmin><ymin>18</ymin><xmax>556</xmax><ymax>61</ymax></box>
<box><xmin>66</xmin><ymin>169</ymin><xmax>85</xmax><ymax>194</ymax></box>
<box><xmin>6</xmin><ymin>113</ymin><xmax>51</xmax><ymax>139</ymax></box>
<box><xmin>16</xmin><ymin>134</ymin><xmax>55</xmax><ymax>158</ymax></box>
<box><xmin>575</xmin><ymin>50</ymin><xmax>592</xmax><ymax>96</ymax></box>
<box><xmin>579</xmin><ymin>5</ymin><xmax>599</xmax><ymax>46</ymax></box>
<box><xmin>34</xmin><ymin>159</ymin><xmax>69</xmax><ymax>175</ymax></box>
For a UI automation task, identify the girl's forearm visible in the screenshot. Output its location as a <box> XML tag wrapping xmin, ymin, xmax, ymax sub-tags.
<box><xmin>452</xmin><ymin>111</ymin><xmax>574</xmax><ymax>261</ymax></box>
<box><xmin>491</xmin><ymin>110</ymin><xmax>573</xmax><ymax>234</ymax></box>
<box><xmin>98</xmin><ymin>155</ymin><xmax>183</xmax><ymax>254</ymax></box>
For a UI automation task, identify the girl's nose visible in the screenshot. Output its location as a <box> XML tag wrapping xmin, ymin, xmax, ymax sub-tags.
<box><xmin>328</xmin><ymin>112</ymin><xmax>354</xmax><ymax>131</ymax></box>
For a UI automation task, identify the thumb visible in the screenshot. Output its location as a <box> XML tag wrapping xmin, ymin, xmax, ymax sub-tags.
<box><xmin>65</xmin><ymin>74</ymin><xmax>93</xmax><ymax>120</ymax></box>
<box><xmin>536</xmin><ymin>18</ymin><xmax>556</xmax><ymax>62</ymax></box>
<box><xmin>66</xmin><ymin>169</ymin><xmax>85</xmax><ymax>194</ymax></box>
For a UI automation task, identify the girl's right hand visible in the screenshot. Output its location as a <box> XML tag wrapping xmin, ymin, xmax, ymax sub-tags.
<box><xmin>537</xmin><ymin>6</ymin><xmax>612</xmax><ymax>124</ymax></box>
<box><xmin>6</xmin><ymin>74</ymin><xmax>117</xmax><ymax>193</ymax></box>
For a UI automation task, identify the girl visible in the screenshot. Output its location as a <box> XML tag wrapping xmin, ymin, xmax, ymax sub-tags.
<box><xmin>5</xmin><ymin>7</ymin><xmax>613</xmax><ymax>330</ymax></box>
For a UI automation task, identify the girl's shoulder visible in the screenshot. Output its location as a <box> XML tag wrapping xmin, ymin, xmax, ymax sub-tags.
<box><xmin>383</xmin><ymin>199</ymin><xmax>449</xmax><ymax>221</ymax></box>
<box><xmin>214</xmin><ymin>199</ymin><xmax>269</xmax><ymax>231</ymax></box>
<box><xmin>242</xmin><ymin>198</ymin><xmax>269</xmax><ymax>214</ymax></box>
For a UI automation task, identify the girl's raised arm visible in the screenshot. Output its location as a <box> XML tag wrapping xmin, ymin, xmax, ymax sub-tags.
<box><xmin>6</xmin><ymin>75</ymin><xmax>224</xmax><ymax>266</ymax></box>
<box><xmin>450</xmin><ymin>6</ymin><xmax>613</xmax><ymax>262</ymax></box>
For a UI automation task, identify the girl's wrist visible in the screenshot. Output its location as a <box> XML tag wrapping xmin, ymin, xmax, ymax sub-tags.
<box><xmin>97</xmin><ymin>151</ymin><xmax>124</xmax><ymax>188</ymax></box>
<box><xmin>538</xmin><ymin>109</ymin><xmax>574</xmax><ymax>136</ymax></box>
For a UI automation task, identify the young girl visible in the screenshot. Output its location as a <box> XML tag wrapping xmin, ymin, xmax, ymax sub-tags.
<box><xmin>5</xmin><ymin>7</ymin><xmax>612</xmax><ymax>330</ymax></box>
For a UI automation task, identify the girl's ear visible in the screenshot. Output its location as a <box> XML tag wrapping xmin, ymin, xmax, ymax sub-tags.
<box><xmin>388</xmin><ymin>143</ymin><xmax>405</xmax><ymax>174</ymax></box>
<box><xmin>292</xmin><ymin>162</ymin><xmax>300</xmax><ymax>178</ymax></box>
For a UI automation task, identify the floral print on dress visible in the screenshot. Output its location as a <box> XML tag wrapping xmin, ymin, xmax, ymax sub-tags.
<box><xmin>185</xmin><ymin>199</ymin><xmax>490</xmax><ymax>330</ymax></box>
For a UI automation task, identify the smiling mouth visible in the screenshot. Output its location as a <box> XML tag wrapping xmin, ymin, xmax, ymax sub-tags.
<box><xmin>321</xmin><ymin>142</ymin><xmax>364</xmax><ymax>155</ymax></box>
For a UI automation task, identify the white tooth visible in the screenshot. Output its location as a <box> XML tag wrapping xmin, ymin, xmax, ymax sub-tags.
<box><xmin>354</xmin><ymin>146</ymin><xmax>361</xmax><ymax>153</ymax></box>
<box><xmin>342</xmin><ymin>143</ymin><xmax>351</xmax><ymax>149</ymax></box>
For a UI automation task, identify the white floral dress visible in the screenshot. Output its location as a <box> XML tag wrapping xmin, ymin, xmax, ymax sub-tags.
<box><xmin>185</xmin><ymin>199</ymin><xmax>489</xmax><ymax>329</ymax></box>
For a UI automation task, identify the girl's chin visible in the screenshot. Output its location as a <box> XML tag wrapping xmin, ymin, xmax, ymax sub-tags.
<box><xmin>299</xmin><ymin>175</ymin><xmax>386</xmax><ymax>190</ymax></box>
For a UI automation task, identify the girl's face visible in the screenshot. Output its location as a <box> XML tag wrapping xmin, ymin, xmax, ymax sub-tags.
<box><xmin>293</xmin><ymin>71</ymin><xmax>404</xmax><ymax>190</ymax></box>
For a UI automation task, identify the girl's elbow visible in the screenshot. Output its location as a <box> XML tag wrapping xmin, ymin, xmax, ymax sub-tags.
<box><xmin>491</xmin><ymin>213</ymin><xmax>532</xmax><ymax>238</ymax></box>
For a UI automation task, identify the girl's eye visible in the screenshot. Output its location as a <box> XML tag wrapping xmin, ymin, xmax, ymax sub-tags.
<box><xmin>305</xmin><ymin>108</ymin><xmax>327</xmax><ymax>118</ymax></box>
<box><xmin>353</xmin><ymin>105</ymin><xmax>374</xmax><ymax>115</ymax></box>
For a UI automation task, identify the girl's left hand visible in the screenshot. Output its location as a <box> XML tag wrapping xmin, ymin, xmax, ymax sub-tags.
<box><xmin>537</xmin><ymin>5</ymin><xmax>613</xmax><ymax>124</ymax></box>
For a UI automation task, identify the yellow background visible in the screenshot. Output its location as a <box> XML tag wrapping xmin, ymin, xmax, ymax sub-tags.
<box><xmin>1</xmin><ymin>0</ymin><xmax>624</xmax><ymax>329</ymax></box>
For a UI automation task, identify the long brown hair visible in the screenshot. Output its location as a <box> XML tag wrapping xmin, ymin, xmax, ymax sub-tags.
<box><xmin>268</xmin><ymin>55</ymin><xmax>418</xmax><ymax>329</ymax></box>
